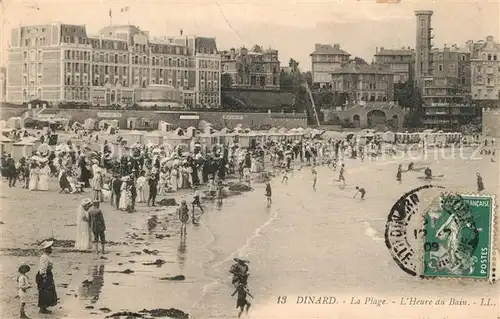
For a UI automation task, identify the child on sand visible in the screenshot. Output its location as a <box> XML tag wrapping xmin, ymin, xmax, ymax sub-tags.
<box><xmin>265</xmin><ymin>183</ymin><xmax>272</xmax><ymax>206</ymax></box>
<box><xmin>353</xmin><ymin>186</ymin><xmax>366</xmax><ymax>200</ymax></box>
<box><xmin>232</xmin><ymin>283</ymin><xmax>253</xmax><ymax>318</ymax></box>
<box><xmin>281</xmin><ymin>170</ymin><xmax>288</xmax><ymax>184</ymax></box>
<box><xmin>17</xmin><ymin>263</ymin><xmax>32</xmax><ymax>318</ymax></box>
<box><xmin>312</xmin><ymin>166</ymin><xmax>317</xmax><ymax>190</ymax></box>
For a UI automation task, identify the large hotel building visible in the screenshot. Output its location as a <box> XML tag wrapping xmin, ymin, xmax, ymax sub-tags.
<box><xmin>6</xmin><ymin>23</ymin><xmax>221</xmax><ymax>108</ymax></box>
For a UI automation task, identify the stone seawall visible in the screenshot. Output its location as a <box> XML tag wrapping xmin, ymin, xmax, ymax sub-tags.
<box><xmin>0</xmin><ymin>107</ymin><xmax>307</xmax><ymax>129</ymax></box>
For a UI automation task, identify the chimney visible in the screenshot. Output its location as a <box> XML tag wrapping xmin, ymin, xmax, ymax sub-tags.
<box><xmin>180</xmin><ymin>29</ymin><xmax>183</xmax><ymax>36</ymax></box>
<box><xmin>380</xmin><ymin>46</ymin><xmax>384</xmax><ymax>51</ymax></box>
<box><xmin>315</xmin><ymin>43</ymin><xmax>322</xmax><ymax>50</ymax></box>
<box><xmin>333</xmin><ymin>44</ymin><xmax>340</xmax><ymax>49</ymax></box>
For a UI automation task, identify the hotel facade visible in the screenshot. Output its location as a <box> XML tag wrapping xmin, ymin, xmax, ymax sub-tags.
<box><xmin>6</xmin><ymin>23</ymin><xmax>221</xmax><ymax>108</ymax></box>
<box><xmin>220</xmin><ymin>45</ymin><xmax>280</xmax><ymax>91</ymax></box>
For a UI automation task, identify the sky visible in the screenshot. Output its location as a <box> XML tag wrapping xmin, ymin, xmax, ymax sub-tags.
<box><xmin>1</xmin><ymin>0</ymin><xmax>499</xmax><ymax>70</ymax></box>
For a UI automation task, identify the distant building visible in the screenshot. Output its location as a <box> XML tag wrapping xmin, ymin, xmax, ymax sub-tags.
<box><xmin>6</xmin><ymin>23</ymin><xmax>221</xmax><ymax>108</ymax></box>
<box><xmin>310</xmin><ymin>43</ymin><xmax>350</xmax><ymax>88</ymax></box>
<box><xmin>220</xmin><ymin>45</ymin><xmax>280</xmax><ymax>91</ymax></box>
<box><xmin>413</xmin><ymin>11</ymin><xmax>478</xmax><ymax>129</ymax></box>
<box><xmin>0</xmin><ymin>67</ymin><xmax>5</xmax><ymax>102</ymax></box>
<box><xmin>421</xmin><ymin>45</ymin><xmax>474</xmax><ymax>128</ymax></box>
<box><xmin>414</xmin><ymin>10</ymin><xmax>434</xmax><ymax>86</ymax></box>
<box><xmin>374</xmin><ymin>47</ymin><xmax>413</xmax><ymax>83</ymax></box>
<box><xmin>330</xmin><ymin>62</ymin><xmax>394</xmax><ymax>103</ymax></box>
<box><xmin>467</xmin><ymin>36</ymin><xmax>500</xmax><ymax>102</ymax></box>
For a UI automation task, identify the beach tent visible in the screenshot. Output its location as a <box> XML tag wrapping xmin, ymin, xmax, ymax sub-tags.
<box><xmin>164</xmin><ymin>133</ymin><xmax>190</xmax><ymax>148</ymax></box>
<box><xmin>158</xmin><ymin>121</ymin><xmax>174</xmax><ymax>132</ymax></box>
<box><xmin>198</xmin><ymin>120</ymin><xmax>213</xmax><ymax>131</ymax></box>
<box><xmin>268</xmin><ymin>127</ymin><xmax>279</xmax><ymax>134</ymax></box>
<box><xmin>8</xmin><ymin>117</ymin><xmax>24</xmax><ymax>129</ymax></box>
<box><xmin>84</xmin><ymin>118</ymin><xmax>97</xmax><ymax>130</ymax></box>
<box><xmin>125</xmin><ymin>130</ymin><xmax>144</xmax><ymax>144</ymax></box>
<box><xmin>127</xmin><ymin>117</ymin><xmax>139</xmax><ymax>130</ymax></box>
<box><xmin>173</xmin><ymin>127</ymin><xmax>185</xmax><ymax>136</ymax></box>
<box><xmin>0</xmin><ymin>135</ymin><xmax>14</xmax><ymax>155</ymax></box>
<box><xmin>144</xmin><ymin>131</ymin><xmax>163</xmax><ymax>145</ymax></box>
<box><xmin>233</xmin><ymin>126</ymin><xmax>244</xmax><ymax>134</ymax></box>
<box><xmin>186</xmin><ymin>126</ymin><xmax>197</xmax><ymax>138</ymax></box>
<box><xmin>12</xmin><ymin>140</ymin><xmax>35</xmax><ymax>159</ymax></box>
<box><xmin>99</xmin><ymin>119</ymin><xmax>119</xmax><ymax>131</ymax></box>
<box><xmin>71</xmin><ymin>121</ymin><xmax>84</xmax><ymax>131</ymax></box>
<box><xmin>383</xmin><ymin>131</ymin><xmax>395</xmax><ymax>143</ymax></box>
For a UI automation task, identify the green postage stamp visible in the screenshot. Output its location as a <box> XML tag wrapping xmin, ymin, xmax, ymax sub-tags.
<box><xmin>422</xmin><ymin>193</ymin><xmax>496</xmax><ymax>281</ymax></box>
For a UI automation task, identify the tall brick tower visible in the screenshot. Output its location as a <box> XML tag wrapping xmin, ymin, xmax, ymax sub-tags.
<box><xmin>414</xmin><ymin>10</ymin><xmax>434</xmax><ymax>87</ymax></box>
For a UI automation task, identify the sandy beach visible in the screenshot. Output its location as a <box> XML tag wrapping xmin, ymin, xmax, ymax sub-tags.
<box><xmin>1</xmin><ymin>141</ymin><xmax>499</xmax><ymax>319</ymax></box>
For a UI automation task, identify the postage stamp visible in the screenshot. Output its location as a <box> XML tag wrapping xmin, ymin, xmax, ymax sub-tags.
<box><xmin>422</xmin><ymin>193</ymin><xmax>497</xmax><ymax>282</ymax></box>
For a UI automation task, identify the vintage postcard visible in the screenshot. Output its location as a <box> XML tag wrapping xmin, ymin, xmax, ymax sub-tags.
<box><xmin>0</xmin><ymin>0</ymin><xmax>499</xmax><ymax>318</ymax></box>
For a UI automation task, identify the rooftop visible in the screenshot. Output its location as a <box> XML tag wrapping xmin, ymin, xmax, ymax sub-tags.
<box><xmin>310</xmin><ymin>44</ymin><xmax>350</xmax><ymax>56</ymax></box>
<box><xmin>375</xmin><ymin>47</ymin><xmax>412</xmax><ymax>56</ymax></box>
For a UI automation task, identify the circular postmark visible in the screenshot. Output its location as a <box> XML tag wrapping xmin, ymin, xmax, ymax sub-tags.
<box><xmin>385</xmin><ymin>185</ymin><xmax>445</xmax><ymax>276</ymax></box>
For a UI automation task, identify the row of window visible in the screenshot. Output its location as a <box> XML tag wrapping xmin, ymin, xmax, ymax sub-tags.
<box><xmin>475</xmin><ymin>66</ymin><xmax>500</xmax><ymax>73</ymax></box>
<box><xmin>22</xmin><ymin>89</ymin><xmax>42</xmax><ymax>101</ymax></box>
<box><xmin>23</xmin><ymin>51</ymin><xmax>42</xmax><ymax>61</ymax></box>
<box><xmin>24</xmin><ymin>37</ymin><xmax>48</xmax><ymax>47</ymax></box>
<box><xmin>22</xmin><ymin>63</ymin><xmax>43</xmax><ymax>74</ymax></box>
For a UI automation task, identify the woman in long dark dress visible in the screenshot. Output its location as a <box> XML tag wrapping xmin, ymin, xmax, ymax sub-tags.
<box><xmin>36</xmin><ymin>241</ymin><xmax>58</xmax><ymax>314</ymax></box>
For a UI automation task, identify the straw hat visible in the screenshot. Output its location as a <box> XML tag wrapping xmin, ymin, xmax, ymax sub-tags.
<box><xmin>81</xmin><ymin>198</ymin><xmax>92</xmax><ymax>207</ymax></box>
<box><xmin>18</xmin><ymin>263</ymin><xmax>31</xmax><ymax>274</ymax></box>
<box><xmin>233</xmin><ymin>258</ymin><xmax>249</xmax><ymax>264</ymax></box>
<box><xmin>39</xmin><ymin>240</ymin><xmax>54</xmax><ymax>250</ymax></box>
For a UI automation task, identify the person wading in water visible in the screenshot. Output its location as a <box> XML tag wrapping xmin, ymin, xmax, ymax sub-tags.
<box><xmin>232</xmin><ymin>283</ymin><xmax>253</xmax><ymax>318</ymax></box>
<box><xmin>476</xmin><ymin>172</ymin><xmax>484</xmax><ymax>192</ymax></box>
<box><xmin>265</xmin><ymin>183</ymin><xmax>272</xmax><ymax>206</ymax></box>
<box><xmin>396</xmin><ymin>164</ymin><xmax>403</xmax><ymax>183</ymax></box>
<box><xmin>178</xmin><ymin>200</ymin><xmax>190</xmax><ymax>236</ymax></box>
<box><xmin>229</xmin><ymin>258</ymin><xmax>249</xmax><ymax>288</ymax></box>
<box><xmin>312</xmin><ymin>166</ymin><xmax>317</xmax><ymax>190</ymax></box>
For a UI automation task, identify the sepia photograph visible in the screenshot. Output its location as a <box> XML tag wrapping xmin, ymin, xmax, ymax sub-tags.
<box><xmin>0</xmin><ymin>0</ymin><xmax>499</xmax><ymax>318</ymax></box>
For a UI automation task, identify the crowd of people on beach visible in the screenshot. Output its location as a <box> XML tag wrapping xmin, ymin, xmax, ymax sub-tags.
<box><xmin>3</xmin><ymin>126</ymin><xmax>496</xmax><ymax>318</ymax></box>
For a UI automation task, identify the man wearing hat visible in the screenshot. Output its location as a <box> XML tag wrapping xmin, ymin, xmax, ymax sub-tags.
<box><xmin>88</xmin><ymin>200</ymin><xmax>107</xmax><ymax>254</ymax></box>
<box><xmin>229</xmin><ymin>258</ymin><xmax>250</xmax><ymax>288</ymax></box>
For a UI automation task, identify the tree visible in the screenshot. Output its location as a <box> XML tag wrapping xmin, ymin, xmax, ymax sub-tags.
<box><xmin>302</xmin><ymin>71</ymin><xmax>312</xmax><ymax>86</ymax></box>
<box><xmin>289</xmin><ymin>58</ymin><xmax>300</xmax><ymax>73</ymax></box>
<box><xmin>221</xmin><ymin>73</ymin><xmax>232</xmax><ymax>89</ymax></box>
<box><xmin>351</xmin><ymin>57</ymin><xmax>368</xmax><ymax>65</ymax></box>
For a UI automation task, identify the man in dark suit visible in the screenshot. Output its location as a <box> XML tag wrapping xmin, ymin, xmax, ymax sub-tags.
<box><xmin>111</xmin><ymin>174</ymin><xmax>122</xmax><ymax>209</ymax></box>
<box><xmin>147</xmin><ymin>173</ymin><xmax>158</xmax><ymax>207</ymax></box>
<box><xmin>6</xmin><ymin>154</ymin><xmax>17</xmax><ymax>187</ymax></box>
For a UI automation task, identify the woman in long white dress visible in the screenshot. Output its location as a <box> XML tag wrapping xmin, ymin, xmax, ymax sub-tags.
<box><xmin>170</xmin><ymin>167</ymin><xmax>178</xmax><ymax>192</ymax></box>
<box><xmin>38</xmin><ymin>163</ymin><xmax>50</xmax><ymax>191</ymax></box>
<box><xmin>118</xmin><ymin>176</ymin><xmax>129</xmax><ymax>210</ymax></box>
<box><xmin>29</xmin><ymin>162</ymin><xmax>39</xmax><ymax>191</ymax></box>
<box><xmin>74</xmin><ymin>198</ymin><xmax>92</xmax><ymax>250</ymax></box>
